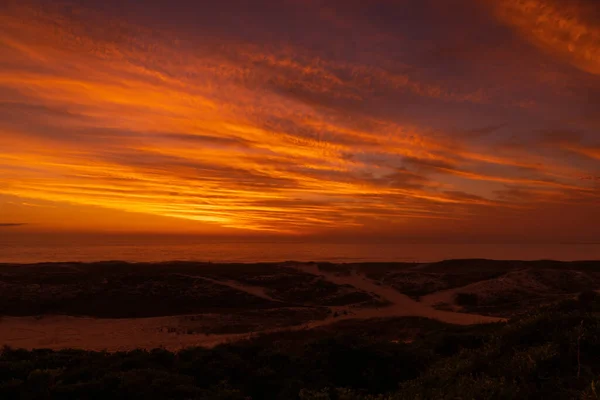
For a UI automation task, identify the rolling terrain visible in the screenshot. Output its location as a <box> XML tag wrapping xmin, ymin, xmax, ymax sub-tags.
<box><xmin>0</xmin><ymin>260</ymin><xmax>598</xmax><ymax>350</ymax></box>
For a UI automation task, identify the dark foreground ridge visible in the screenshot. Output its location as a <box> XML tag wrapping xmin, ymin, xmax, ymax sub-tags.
<box><xmin>2</xmin><ymin>294</ymin><xmax>600</xmax><ymax>399</ymax></box>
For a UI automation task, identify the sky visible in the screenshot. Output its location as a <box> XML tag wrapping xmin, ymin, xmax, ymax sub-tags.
<box><xmin>0</xmin><ymin>0</ymin><xmax>599</xmax><ymax>242</ymax></box>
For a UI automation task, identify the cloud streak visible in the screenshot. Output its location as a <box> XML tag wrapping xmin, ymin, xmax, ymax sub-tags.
<box><xmin>0</xmin><ymin>0</ymin><xmax>599</xmax><ymax>238</ymax></box>
<box><xmin>493</xmin><ymin>0</ymin><xmax>600</xmax><ymax>75</ymax></box>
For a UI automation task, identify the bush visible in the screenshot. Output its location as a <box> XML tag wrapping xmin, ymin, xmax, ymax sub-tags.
<box><xmin>3</xmin><ymin>296</ymin><xmax>600</xmax><ymax>399</ymax></box>
<box><xmin>578</xmin><ymin>290</ymin><xmax>599</xmax><ymax>306</ymax></box>
<box><xmin>455</xmin><ymin>292</ymin><xmax>479</xmax><ymax>306</ymax></box>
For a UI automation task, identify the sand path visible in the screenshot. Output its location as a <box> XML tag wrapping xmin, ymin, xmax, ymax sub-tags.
<box><xmin>191</xmin><ymin>275</ymin><xmax>282</xmax><ymax>303</ymax></box>
<box><xmin>286</xmin><ymin>263</ymin><xmax>503</xmax><ymax>326</ymax></box>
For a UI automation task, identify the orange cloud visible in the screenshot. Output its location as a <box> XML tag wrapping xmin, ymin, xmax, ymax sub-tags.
<box><xmin>492</xmin><ymin>0</ymin><xmax>600</xmax><ymax>75</ymax></box>
<box><xmin>0</xmin><ymin>0</ymin><xmax>598</xmax><ymax>236</ymax></box>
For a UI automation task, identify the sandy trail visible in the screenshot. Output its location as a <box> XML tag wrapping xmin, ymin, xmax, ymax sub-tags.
<box><xmin>192</xmin><ymin>275</ymin><xmax>282</xmax><ymax>303</ymax></box>
<box><xmin>286</xmin><ymin>263</ymin><xmax>503</xmax><ymax>326</ymax></box>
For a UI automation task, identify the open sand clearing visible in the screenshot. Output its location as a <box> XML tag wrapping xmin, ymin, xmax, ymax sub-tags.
<box><xmin>0</xmin><ymin>263</ymin><xmax>505</xmax><ymax>351</ymax></box>
<box><xmin>0</xmin><ymin>315</ymin><xmax>255</xmax><ymax>351</ymax></box>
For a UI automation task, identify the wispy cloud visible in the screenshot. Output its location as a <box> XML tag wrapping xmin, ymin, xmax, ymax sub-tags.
<box><xmin>492</xmin><ymin>0</ymin><xmax>600</xmax><ymax>75</ymax></box>
<box><xmin>0</xmin><ymin>0</ymin><xmax>598</xmax><ymax>237</ymax></box>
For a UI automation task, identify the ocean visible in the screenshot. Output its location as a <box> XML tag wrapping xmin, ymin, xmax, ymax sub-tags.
<box><xmin>1</xmin><ymin>234</ymin><xmax>599</xmax><ymax>263</ymax></box>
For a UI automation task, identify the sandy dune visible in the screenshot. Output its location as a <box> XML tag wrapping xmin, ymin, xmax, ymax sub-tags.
<box><xmin>419</xmin><ymin>267</ymin><xmax>589</xmax><ymax>310</ymax></box>
<box><xmin>0</xmin><ymin>262</ymin><xmax>505</xmax><ymax>351</ymax></box>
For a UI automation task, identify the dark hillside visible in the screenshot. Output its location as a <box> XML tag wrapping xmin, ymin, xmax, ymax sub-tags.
<box><xmin>2</xmin><ymin>294</ymin><xmax>600</xmax><ymax>399</ymax></box>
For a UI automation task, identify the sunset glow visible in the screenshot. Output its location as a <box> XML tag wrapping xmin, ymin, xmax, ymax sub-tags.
<box><xmin>1</xmin><ymin>0</ymin><xmax>599</xmax><ymax>240</ymax></box>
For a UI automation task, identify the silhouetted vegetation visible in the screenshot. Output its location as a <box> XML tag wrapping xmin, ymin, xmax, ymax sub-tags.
<box><xmin>2</xmin><ymin>260</ymin><xmax>600</xmax><ymax>398</ymax></box>
<box><xmin>3</xmin><ymin>297</ymin><xmax>600</xmax><ymax>399</ymax></box>
<box><xmin>0</xmin><ymin>261</ymin><xmax>378</xmax><ymax>318</ymax></box>
<box><xmin>2</xmin><ymin>260</ymin><xmax>599</xmax><ymax>319</ymax></box>
<box><xmin>386</xmin><ymin>270</ymin><xmax>508</xmax><ymax>299</ymax></box>
<box><xmin>455</xmin><ymin>292</ymin><xmax>479</xmax><ymax>306</ymax></box>
<box><xmin>578</xmin><ymin>290</ymin><xmax>599</xmax><ymax>307</ymax></box>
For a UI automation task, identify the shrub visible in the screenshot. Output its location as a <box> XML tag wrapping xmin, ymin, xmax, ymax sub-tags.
<box><xmin>3</xmin><ymin>296</ymin><xmax>600</xmax><ymax>399</ymax></box>
<box><xmin>455</xmin><ymin>292</ymin><xmax>478</xmax><ymax>307</ymax></box>
<box><xmin>578</xmin><ymin>290</ymin><xmax>599</xmax><ymax>307</ymax></box>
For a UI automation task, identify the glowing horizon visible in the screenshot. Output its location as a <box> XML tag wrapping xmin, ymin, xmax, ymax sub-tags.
<box><xmin>1</xmin><ymin>0</ymin><xmax>599</xmax><ymax>241</ymax></box>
